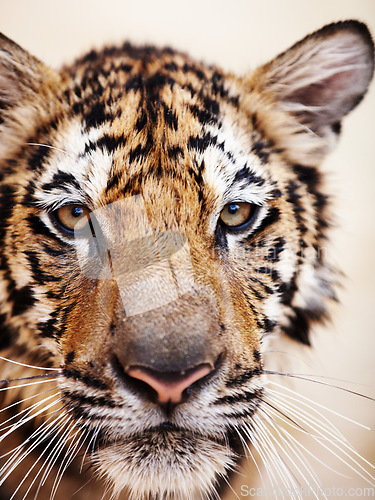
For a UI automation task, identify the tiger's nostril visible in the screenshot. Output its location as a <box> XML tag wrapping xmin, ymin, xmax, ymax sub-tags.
<box><xmin>126</xmin><ymin>364</ymin><xmax>213</xmax><ymax>405</ymax></box>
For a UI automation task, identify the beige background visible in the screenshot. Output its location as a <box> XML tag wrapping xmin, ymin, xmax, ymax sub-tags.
<box><xmin>1</xmin><ymin>0</ymin><xmax>374</xmax><ymax>498</ymax></box>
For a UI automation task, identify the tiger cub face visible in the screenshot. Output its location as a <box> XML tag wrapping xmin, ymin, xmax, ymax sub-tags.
<box><xmin>0</xmin><ymin>21</ymin><xmax>373</xmax><ymax>499</ymax></box>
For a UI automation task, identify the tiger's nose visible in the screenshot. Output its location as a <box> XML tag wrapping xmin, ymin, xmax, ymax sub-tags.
<box><xmin>126</xmin><ymin>363</ymin><xmax>213</xmax><ymax>405</ymax></box>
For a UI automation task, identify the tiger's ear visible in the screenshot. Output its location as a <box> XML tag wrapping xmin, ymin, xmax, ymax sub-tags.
<box><xmin>250</xmin><ymin>21</ymin><xmax>374</xmax><ymax>137</ymax></box>
<box><xmin>0</xmin><ymin>33</ymin><xmax>60</xmax><ymax>120</ymax></box>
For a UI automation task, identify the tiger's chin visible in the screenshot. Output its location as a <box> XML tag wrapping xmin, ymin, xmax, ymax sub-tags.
<box><xmin>93</xmin><ymin>430</ymin><xmax>235</xmax><ymax>500</ymax></box>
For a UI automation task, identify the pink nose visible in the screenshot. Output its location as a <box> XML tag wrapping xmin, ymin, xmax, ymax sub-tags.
<box><xmin>127</xmin><ymin>364</ymin><xmax>212</xmax><ymax>404</ymax></box>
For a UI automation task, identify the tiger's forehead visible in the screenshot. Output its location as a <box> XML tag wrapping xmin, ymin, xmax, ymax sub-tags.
<box><xmin>35</xmin><ymin>47</ymin><xmax>272</xmax><ymax>226</ymax></box>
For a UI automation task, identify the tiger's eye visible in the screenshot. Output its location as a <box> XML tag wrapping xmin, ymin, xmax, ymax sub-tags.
<box><xmin>56</xmin><ymin>205</ymin><xmax>90</xmax><ymax>231</ymax></box>
<box><xmin>219</xmin><ymin>202</ymin><xmax>254</xmax><ymax>228</ymax></box>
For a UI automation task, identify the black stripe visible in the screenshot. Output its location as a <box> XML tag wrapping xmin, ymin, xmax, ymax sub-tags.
<box><xmin>265</xmin><ymin>237</ymin><xmax>285</xmax><ymax>262</ymax></box>
<box><xmin>37</xmin><ymin>317</ymin><xmax>60</xmax><ymax>339</ymax></box>
<box><xmin>232</xmin><ymin>165</ymin><xmax>265</xmax><ymax>186</ymax></box>
<box><xmin>41</xmin><ymin>170</ymin><xmax>82</xmax><ymax>192</ymax></box>
<box><xmin>255</xmin><ymin>207</ymin><xmax>280</xmax><ymax>234</ymax></box>
<box><xmin>225</xmin><ymin>369</ymin><xmax>262</xmax><ymax>388</ymax></box>
<box><xmin>135</xmin><ymin>108</ymin><xmax>148</xmax><ymax>132</ymax></box>
<box><xmin>162</xmin><ymin>103</ymin><xmax>178</xmax><ymax>130</ymax></box>
<box><xmin>214</xmin><ymin>223</ymin><xmax>228</xmax><ymax>251</ymax></box>
<box><xmin>81</xmin><ymin>101</ymin><xmax>115</xmax><ymax>129</ymax></box>
<box><xmin>27</xmin><ymin>143</ymin><xmax>53</xmax><ymax>172</ymax></box>
<box><xmin>0</xmin><ymin>184</ymin><xmax>16</xmax><ymax>241</ymax></box>
<box><xmin>252</xmin><ymin>140</ymin><xmax>270</xmax><ymax>164</ymax></box>
<box><xmin>0</xmin><ymin>315</ymin><xmax>18</xmax><ymax>350</ymax></box>
<box><xmin>63</xmin><ymin>390</ymin><xmax>118</xmax><ymax>409</ymax></box>
<box><xmin>281</xmin><ymin>306</ymin><xmax>324</xmax><ymax>346</ymax></box>
<box><xmin>129</xmin><ymin>144</ymin><xmax>149</xmax><ymax>164</ymax></box>
<box><xmin>189</xmin><ymin>104</ymin><xmax>217</xmax><ymax>125</ymax></box>
<box><xmin>93</xmin><ymin>133</ymin><xmax>128</xmax><ymax>153</ymax></box>
<box><xmin>62</xmin><ymin>368</ymin><xmax>109</xmax><ymax>391</ymax></box>
<box><xmin>24</xmin><ymin>250</ymin><xmax>61</xmax><ymax>284</ymax></box>
<box><xmin>11</xmin><ymin>286</ymin><xmax>36</xmax><ymax>316</ymax></box>
<box><xmin>106</xmin><ymin>171</ymin><xmax>123</xmax><ymax>192</ymax></box>
<box><xmin>26</xmin><ymin>214</ymin><xmax>66</xmax><ymax>245</ymax></box>
<box><xmin>214</xmin><ymin>389</ymin><xmax>262</xmax><ymax>405</ymax></box>
<box><xmin>167</xmin><ymin>145</ymin><xmax>184</xmax><ymax>161</ymax></box>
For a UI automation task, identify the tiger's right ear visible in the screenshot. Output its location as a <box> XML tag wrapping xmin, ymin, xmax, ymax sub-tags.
<box><xmin>245</xmin><ymin>21</ymin><xmax>374</xmax><ymax>164</ymax></box>
<box><xmin>0</xmin><ymin>33</ymin><xmax>60</xmax><ymax>119</ymax></box>
<box><xmin>251</xmin><ymin>21</ymin><xmax>374</xmax><ymax>132</ymax></box>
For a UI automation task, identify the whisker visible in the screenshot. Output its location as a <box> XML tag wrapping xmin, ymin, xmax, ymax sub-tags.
<box><xmin>50</xmin><ymin>419</ymin><xmax>86</xmax><ymax>500</ymax></box>
<box><xmin>37</xmin><ymin>418</ymin><xmax>75</xmax><ymax>491</ymax></box>
<box><xmin>264</xmin><ymin>370</ymin><xmax>375</xmax><ymax>401</ymax></box>
<box><xmin>234</xmin><ymin>425</ymin><xmax>266</xmax><ymax>490</ymax></box>
<box><xmin>0</xmin><ymin>355</ymin><xmax>61</xmax><ymax>372</ymax></box>
<box><xmin>0</xmin><ymin>373</ymin><xmax>61</xmax><ymax>384</ymax></box>
<box><xmin>262</xmin><ymin>395</ymin><xmax>375</xmax><ymax>485</ymax></box>
<box><xmin>0</xmin><ymin>394</ymin><xmax>63</xmax><ymax>448</ymax></box>
<box><xmin>0</xmin><ymin>390</ymin><xmax>60</xmax><ymax>434</ymax></box>
<box><xmin>0</xmin><ymin>405</ymin><xmax>69</xmax><ymax>486</ymax></box>
<box><xmin>247</xmin><ymin>417</ymin><xmax>305</xmax><ymax>500</ymax></box>
<box><xmin>9</xmin><ymin>413</ymin><xmax>72</xmax><ymax>500</ymax></box>
<box><xmin>80</xmin><ymin>422</ymin><xmax>101</xmax><ymax>472</ymax></box>
<box><xmin>0</xmin><ymin>378</ymin><xmax>61</xmax><ymax>393</ymax></box>
<box><xmin>256</xmin><ymin>395</ymin><xmax>308</xmax><ymax>434</ymax></box>
<box><xmin>259</xmin><ymin>404</ymin><xmax>353</xmax><ymax>481</ymax></box>
<box><xmin>265</xmin><ymin>387</ymin><xmax>347</xmax><ymax>443</ymax></box>
<box><xmin>256</xmin><ymin>407</ymin><xmax>326</xmax><ymax>499</ymax></box>
<box><xmin>0</xmin><ymin>385</ymin><xmax>59</xmax><ymax>417</ymax></box>
<box><xmin>242</xmin><ymin>421</ymin><xmax>287</xmax><ymax>499</ymax></box>
<box><xmin>25</xmin><ymin>143</ymin><xmax>74</xmax><ymax>159</ymax></box>
<box><xmin>267</xmin><ymin>379</ymin><xmax>372</xmax><ymax>430</ymax></box>
<box><xmin>89</xmin><ymin>423</ymin><xmax>102</xmax><ymax>460</ymax></box>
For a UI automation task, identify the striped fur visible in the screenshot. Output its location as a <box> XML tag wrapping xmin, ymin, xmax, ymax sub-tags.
<box><xmin>0</xmin><ymin>21</ymin><xmax>373</xmax><ymax>499</ymax></box>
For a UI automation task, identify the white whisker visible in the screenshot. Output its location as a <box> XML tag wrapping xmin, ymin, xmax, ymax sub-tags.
<box><xmin>0</xmin><ymin>378</ymin><xmax>61</xmax><ymax>393</ymax></box>
<box><xmin>259</xmin><ymin>404</ymin><xmax>353</xmax><ymax>481</ymax></box>
<box><xmin>9</xmin><ymin>414</ymin><xmax>72</xmax><ymax>500</ymax></box>
<box><xmin>264</xmin><ymin>371</ymin><xmax>375</xmax><ymax>401</ymax></box>
<box><xmin>265</xmin><ymin>388</ymin><xmax>346</xmax><ymax>443</ymax></box>
<box><xmin>261</xmin><ymin>395</ymin><xmax>374</xmax><ymax>486</ymax></box>
<box><xmin>50</xmin><ymin>418</ymin><xmax>85</xmax><ymax>500</ymax></box>
<box><xmin>80</xmin><ymin>422</ymin><xmax>100</xmax><ymax>471</ymax></box>
<box><xmin>0</xmin><ymin>390</ymin><xmax>59</xmax><ymax>434</ymax></box>
<box><xmin>0</xmin><ymin>407</ymin><xmax>69</xmax><ymax>487</ymax></box>
<box><xmin>38</xmin><ymin>418</ymin><xmax>75</xmax><ymax>491</ymax></box>
<box><xmin>235</xmin><ymin>425</ymin><xmax>266</xmax><ymax>490</ymax></box>
<box><xmin>243</xmin><ymin>421</ymin><xmax>287</xmax><ymax>499</ymax></box>
<box><xmin>25</xmin><ymin>143</ymin><xmax>74</xmax><ymax>159</ymax></box>
<box><xmin>0</xmin><ymin>356</ymin><xmax>60</xmax><ymax>372</ymax></box>
<box><xmin>267</xmin><ymin>379</ymin><xmax>372</xmax><ymax>430</ymax></box>
<box><xmin>0</xmin><ymin>395</ymin><xmax>63</xmax><ymax>447</ymax></box>
<box><xmin>265</xmin><ymin>387</ymin><xmax>375</xmax><ymax>470</ymax></box>
<box><xmin>248</xmin><ymin>417</ymin><xmax>305</xmax><ymax>500</ymax></box>
<box><xmin>256</xmin><ymin>407</ymin><xmax>326</xmax><ymax>499</ymax></box>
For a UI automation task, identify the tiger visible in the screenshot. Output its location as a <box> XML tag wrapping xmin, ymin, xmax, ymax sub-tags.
<box><xmin>0</xmin><ymin>19</ymin><xmax>373</xmax><ymax>500</ymax></box>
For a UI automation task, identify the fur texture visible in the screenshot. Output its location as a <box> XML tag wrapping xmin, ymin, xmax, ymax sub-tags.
<box><xmin>0</xmin><ymin>21</ymin><xmax>373</xmax><ymax>499</ymax></box>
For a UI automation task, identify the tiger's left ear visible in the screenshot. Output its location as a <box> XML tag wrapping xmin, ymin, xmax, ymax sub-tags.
<box><xmin>0</xmin><ymin>33</ymin><xmax>62</xmax><ymax>150</ymax></box>
<box><xmin>250</xmin><ymin>21</ymin><xmax>374</xmax><ymax>137</ymax></box>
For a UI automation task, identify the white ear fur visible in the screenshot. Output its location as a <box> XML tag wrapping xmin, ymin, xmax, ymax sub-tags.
<box><xmin>253</xmin><ymin>21</ymin><xmax>374</xmax><ymax>134</ymax></box>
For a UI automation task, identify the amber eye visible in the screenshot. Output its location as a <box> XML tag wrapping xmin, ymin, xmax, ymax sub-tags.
<box><xmin>55</xmin><ymin>204</ymin><xmax>90</xmax><ymax>232</ymax></box>
<box><xmin>219</xmin><ymin>202</ymin><xmax>256</xmax><ymax>229</ymax></box>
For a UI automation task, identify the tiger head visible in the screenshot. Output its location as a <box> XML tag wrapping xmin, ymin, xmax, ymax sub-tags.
<box><xmin>0</xmin><ymin>21</ymin><xmax>373</xmax><ymax>499</ymax></box>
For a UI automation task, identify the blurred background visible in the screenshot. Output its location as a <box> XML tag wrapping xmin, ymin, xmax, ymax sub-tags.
<box><xmin>1</xmin><ymin>0</ymin><xmax>374</xmax><ymax>498</ymax></box>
